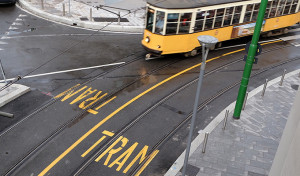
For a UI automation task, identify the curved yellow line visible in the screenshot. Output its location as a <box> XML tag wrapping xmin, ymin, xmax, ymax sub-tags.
<box><xmin>39</xmin><ymin>40</ymin><xmax>281</xmax><ymax>176</ymax></box>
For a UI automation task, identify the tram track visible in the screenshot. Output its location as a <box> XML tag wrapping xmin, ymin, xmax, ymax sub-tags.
<box><xmin>1</xmin><ymin>50</ymin><xmax>186</xmax><ymax>176</ymax></box>
<box><xmin>128</xmin><ymin>55</ymin><xmax>300</xmax><ymax>176</ymax></box>
<box><xmin>0</xmin><ymin>34</ymin><xmax>295</xmax><ymax>138</ymax></box>
<box><xmin>2</xmin><ymin>40</ymin><xmax>294</xmax><ymax>175</ymax></box>
<box><xmin>0</xmin><ymin>51</ymin><xmax>144</xmax><ymax>138</ymax></box>
<box><xmin>71</xmin><ymin>42</ymin><xmax>297</xmax><ymax>175</ymax></box>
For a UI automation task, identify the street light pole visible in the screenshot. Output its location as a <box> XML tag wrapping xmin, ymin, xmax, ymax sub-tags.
<box><xmin>182</xmin><ymin>35</ymin><xmax>218</xmax><ymax>176</ymax></box>
<box><xmin>233</xmin><ymin>0</ymin><xmax>268</xmax><ymax>119</ymax></box>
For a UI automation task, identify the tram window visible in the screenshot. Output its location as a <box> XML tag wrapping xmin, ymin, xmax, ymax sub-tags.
<box><xmin>252</xmin><ymin>3</ymin><xmax>260</xmax><ymax>21</ymax></box>
<box><xmin>178</xmin><ymin>13</ymin><xmax>192</xmax><ymax>34</ymax></box>
<box><xmin>155</xmin><ymin>11</ymin><xmax>165</xmax><ymax>34</ymax></box>
<box><xmin>204</xmin><ymin>10</ymin><xmax>215</xmax><ymax>30</ymax></box>
<box><xmin>232</xmin><ymin>6</ymin><xmax>242</xmax><ymax>24</ymax></box>
<box><xmin>223</xmin><ymin>7</ymin><xmax>234</xmax><ymax>26</ymax></box>
<box><xmin>167</xmin><ymin>13</ymin><xmax>179</xmax><ymax>22</ymax></box>
<box><xmin>283</xmin><ymin>0</ymin><xmax>293</xmax><ymax>14</ymax></box>
<box><xmin>214</xmin><ymin>8</ymin><xmax>224</xmax><ymax>28</ymax></box>
<box><xmin>244</xmin><ymin>4</ymin><xmax>254</xmax><ymax>22</ymax></box>
<box><xmin>166</xmin><ymin>13</ymin><xmax>179</xmax><ymax>35</ymax></box>
<box><xmin>276</xmin><ymin>0</ymin><xmax>285</xmax><ymax>16</ymax></box>
<box><xmin>291</xmin><ymin>0</ymin><xmax>298</xmax><ymax>13</ymax></box>
<box><xmin>146</xmin><ymin>8</ymin><xmax>154</xmax><ymax>31</ymax></box>
<box><xmin>269</xmin><ymin>0</ymin><xmax>278</xmax><ymax>17</ymax></box>
<box><xmin>265</xmin><ymin>1</ymin><xmax>273</xmax><ymax>18</ymax></box>
<box><xmin>194</xmin><ymin>11</ymin><xmax>205</xmax><ymax>32</ymax></box>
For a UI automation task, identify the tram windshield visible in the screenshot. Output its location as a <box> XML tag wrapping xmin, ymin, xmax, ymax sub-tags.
<box><xmin>155</xmin><ymin>11</ymin><xmax>165</xmax><ymax>34</ymax></box>
<box><xmin>146</xmin><ymin>8</ymin><xmax>155</xmax><ymax>31</ymax></box>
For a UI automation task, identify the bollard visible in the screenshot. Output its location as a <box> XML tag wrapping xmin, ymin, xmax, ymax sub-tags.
<box><xmin>63</xmin><ymin>3</ymin><xmax>66</xmax><ymax>16</ymax></box>
<box><xmin>0</xmin><ymin>111</ymin><xmax>14</xmax><ymax>118</ymax></box>
<box><xmin>202</xmin><ymin>132</ymin><xmax>209</xmax><ymax>153</ymax></box>
<box><xmin>279</xmin><ymin>69</ymin><xmax>286</xmax><ymax>86</ymax></box>
<box><xmin>41</xmin><ymin>0</ymin><xmax>44</xmax><ymax>10</ymax></box>
<box><xmin>242</xmin><ymin>91</ymin><xmax>249</xmax><ymax>110</ymax></box>
<box><xmin>90</xmin><ymin>8</ymin><xmax>92</xmax><ymax>21</ymax></box>
<box><xmin>222</xmin><ymin>110</ymin><xmax>229</xmax><ymax>130</ymax></box>
<box><xmin>261</xmin><ymin>79</ymin><xmax>268</xmax><ymax>97</ymax></box>
<box><xmin>69</xmin><ymin>0</ymin><xmax>71</xmax><ymax>15</ymax></box>
<box><xmin>118</xmin><ymin>11</ymin><xmax>120</xmax><ymax>25</ymax></box>
<box><xmin>0</xmin><ymin>59</ymin><xmax>7</xmax><ymax>84</ymax></box>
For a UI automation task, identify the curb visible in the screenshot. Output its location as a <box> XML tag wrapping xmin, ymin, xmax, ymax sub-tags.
<box><xmin>18</xmin><ymin>0</ymin><xmax>144</xmax><ymax>33</ymax></box>
<box><xmin>164</xmin><ymin>68</ymin><xmax>300</xmax><ymax>176</ymax></box>
<box><xmin>0</xmin><ymin>84</ymin><xmax>30</xmax><ymax>108</ymax></box>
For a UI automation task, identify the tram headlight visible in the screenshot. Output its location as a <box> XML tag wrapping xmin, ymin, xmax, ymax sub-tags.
<box><xmin>145</xmin><ymin>36</ymin><xmax>150</xmax><ymax>43</ymax></box>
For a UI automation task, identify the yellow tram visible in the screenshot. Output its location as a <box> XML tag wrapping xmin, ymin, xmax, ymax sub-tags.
<box><xmin>141</xmin><ymin>0</ymin><xmax>300</xmax><ymax>57</ymax></box>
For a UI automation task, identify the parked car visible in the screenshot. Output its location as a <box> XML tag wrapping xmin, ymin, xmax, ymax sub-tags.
<box><xmin>0</xmin><ymin>0</ymin><xmax>17</xmax><ymax>5</ymax></box>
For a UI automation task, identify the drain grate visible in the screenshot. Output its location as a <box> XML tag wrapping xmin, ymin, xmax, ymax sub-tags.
<box><xmin>93</xmin><ymin>17</ymin><xmax>129</xmax><ymax>22</ymax></box>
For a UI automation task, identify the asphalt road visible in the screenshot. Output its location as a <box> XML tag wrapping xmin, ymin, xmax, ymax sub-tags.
<box><xmin>0</xmin><ymin>4</ymin><xmax>300</xmax><ymax>176</ymax></box>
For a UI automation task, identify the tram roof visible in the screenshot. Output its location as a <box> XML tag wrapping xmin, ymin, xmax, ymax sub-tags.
<box><xmin>147</xmin><ymin>0</ymin><xmax>247</xmax><ymax>9</ymax></box>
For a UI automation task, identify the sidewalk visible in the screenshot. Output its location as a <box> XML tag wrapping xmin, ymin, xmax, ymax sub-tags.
<box><xmin>166</xmin><ymin>69</ymin><xmax>300</xmax><ymax>176</ymax></box>
<box><xmin>18</xmin><ymin>0</ymin><xmax>146</xmax><ymax>32</ymax></box>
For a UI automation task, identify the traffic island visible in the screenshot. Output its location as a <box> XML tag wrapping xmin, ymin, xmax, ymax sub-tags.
<box><xmin>0</xmin><ymin>83</ymin><xmax>30</xmax><ymax>108</ymax></box>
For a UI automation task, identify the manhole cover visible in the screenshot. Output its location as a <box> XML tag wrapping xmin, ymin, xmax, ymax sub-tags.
<box><xmin>291</xmin><ymin>84</ymin><xmax>299</xmax><ymax>90</ymax></box>
<box><xmin>93</xmin><ymin>17</ymin><xmax>129</xmax><ymax>22</ymax></box>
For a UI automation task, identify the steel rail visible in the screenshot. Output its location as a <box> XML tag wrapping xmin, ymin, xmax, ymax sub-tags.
<box><xmin>3</xmin><ymin>40</ymin><xmax>292</xmax><ymax>175</ymax></box>
<box><xmin>71</xmin><ymin>44</ymin><xmax>298</xmax><ymax>176</ymax></box>
<box><xmin>129</xmin><ymin>56</ymin><xmax>300</xmax><ymax>176</ymax></box>
<box><xmin>2</xmin><ymin>53</ymin><xmax>182</xmax><ymax>176</ymax></box>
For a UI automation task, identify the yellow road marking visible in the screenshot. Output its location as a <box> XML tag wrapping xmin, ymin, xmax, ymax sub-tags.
<box><xmin>54</xmin><ymin>84</ymin><xmax>81</xmax><ymax>99</ymax></box>
<box><xmin>87</xmin><ymin>96</ymin><xmax>117</xmax><ymax>115</ymax></box>
<box><xmin>134</xmin><ymin>150</ymin><xmax>160</xmax><ymax>176</ymax></box>
<box><xmin>81</xmin><ymin>136</ymin><xmax>106</xmax><ymax>158</ymax></box>
<box><xmin>81</xmin><ymin>130</ymin><xmax>115</xmax><ymax>157</ymax></box>
<box><xmin>222</xmin><ymin>48</ymin><xmax>244</xmax><ymax>56</ymax></box>
<box><xmin>39</xmin><ymin>40</ymin><xmax>282</xmax><ymax>176</ymax></box>
<box><xmin>123</xmin><ymin>145</ymin><xmax>148</xmax><ymax>173</ymax></box>
<box><xmin>108</xmin><ymin>142</ymin><xmax>139</xmax><ymax>171</ymax></box>
<box><xmin>102</xmin><ymin>130</ymin><xmax>115</xmax><ymax>137</ymax></box>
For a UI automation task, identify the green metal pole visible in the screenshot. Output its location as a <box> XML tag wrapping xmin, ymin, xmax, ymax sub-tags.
<box><xmin>233</xmin><ymin>0</ymin><xmax>268</xmax><ymax>119</ymax></box>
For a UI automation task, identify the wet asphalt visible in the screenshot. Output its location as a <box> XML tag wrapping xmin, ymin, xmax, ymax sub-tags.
<box><xmin>0</xmin><ymin>4</ymin><xmax>300</xmax><ymax>176</ymax></box>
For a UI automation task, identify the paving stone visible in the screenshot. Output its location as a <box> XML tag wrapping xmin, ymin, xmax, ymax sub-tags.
<box><xmin>182</xmin><ymin>74</ymin><xmax>299</xmax><ymax>176</ymax></box>
<box><xmin>245</xmin><ymin>165</ymin><xmax>267</xmax><ymax>175</ymax></box>
<box><xmin>182</xmin><ymin>164</ymin><xmax>200</xmax><ymax>176</ymax></box>
<box><xmin>247</xmin><ymin>171</ymin><xmax>267</xmax><ymax>176</ymax></box>
<box><xmin>203</xmin><ymin>167</ymin><xmax>222</xmax><ymax>175</ymax></box>
<box><xmin>249</xmin><ymin>160</ymin><xmax>271</xmax><ymax>170</ymax></box>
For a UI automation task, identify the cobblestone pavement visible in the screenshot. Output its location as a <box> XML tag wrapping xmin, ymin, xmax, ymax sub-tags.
<box><xmin>177</xmin><ymin>73</ymin><xmax>299</xmax><ymax>176</ymax></box>
<box><xmin>20</xmin><ymin>0</ymin><xmax>145</xmax><ymax>27</ymax></box>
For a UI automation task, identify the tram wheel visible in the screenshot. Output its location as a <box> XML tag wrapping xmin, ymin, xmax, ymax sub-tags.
<box><xmin>283</xmin><ymin>28</ymin><xmax>289</xmax><ymax>34</ymax></box>
<box><xmin>190</xmin><ymin>49</ymin><xmax>198</xmax><ymax>56</ymax></box>
<box><xmin>184</xmin><ymin>49</ymin><xmax>198</xmax><ymax>57</ymax></box>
